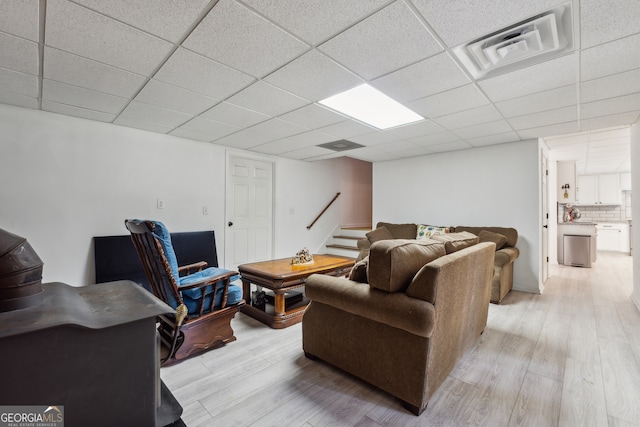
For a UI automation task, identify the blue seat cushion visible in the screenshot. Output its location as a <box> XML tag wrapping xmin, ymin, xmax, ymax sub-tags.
<box><xmin>151</xmin><ymin>221</ymin><xmax>180</xmax><ymax>284</ymax></box>
<box><xmin>179</xmin><ymin>267</ymin><xmax>243</xmax><ymax>316</ymax></box>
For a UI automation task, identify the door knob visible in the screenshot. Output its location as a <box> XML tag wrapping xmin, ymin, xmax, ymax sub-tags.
<box><xmin>228</xmin><ymin>221</ymin><xmax>233</xmax><ymax>227</ymax></box>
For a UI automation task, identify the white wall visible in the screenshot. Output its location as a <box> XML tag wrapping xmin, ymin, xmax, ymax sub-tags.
<box><xmin>373</xmin><ymin>139</ymin><xmax>540</xmax><ymax>293</ymax></box>
<box><xmin>0</xmin><ymin>105</ymin><xmax>341</xmax><ymax>285</ymax></box>
<box><xmin>631</xmin><ymin>122</ymin><xmax>640</xmax><ymax>309</ymax></box>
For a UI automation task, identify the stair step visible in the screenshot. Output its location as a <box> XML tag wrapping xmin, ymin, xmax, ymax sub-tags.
<box><xmin>333</xmin><ymin>235</ymin><xmax>360</xmax><ymax>240</ymax></box>
<box><xmin>338</xmin><ymin>227</ymin><xmax>372</xmax><ymax>238</ymax></box>
<box><xmin>326</xmin><ymin>244</ymin><xmax>359</xmax><ymax>251</ymax></box>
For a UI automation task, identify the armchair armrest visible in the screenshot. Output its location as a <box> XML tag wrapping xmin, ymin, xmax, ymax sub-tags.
<box><xmin>305</xmin><ymin>274</ymin><xmax>435</xmax><ymax>338</ymax></box>
<box><xmin>178</xmin><ymin>261</ymin><xmax>208</xmax><ymax>275</ymax></box>
<box><xmin>495</xmin><ymin>247</ymin><xmax>519</xmax><ymax>267</ymax></box>
<box><xmin>178</xmin><ymin>270</ymin><xmax>237</xmax><ymax>291</ymax></box>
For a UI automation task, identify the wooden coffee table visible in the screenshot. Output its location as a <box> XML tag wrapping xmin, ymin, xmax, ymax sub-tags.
<box><xmin>238</xmin><ymin>254</ymin><xmax>355</xmax><ymax>329</ymax></box>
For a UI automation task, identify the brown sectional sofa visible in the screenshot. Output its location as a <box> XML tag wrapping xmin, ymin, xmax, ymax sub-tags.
<box><xmin>357</xmin><ymin>222</ymin><xmax>519</xmax><ymax>304</ymax></box>
<box><xmin>303</xmin><ymin>238</ymin><xmax>496</xmax><ymax>415</ymax></box>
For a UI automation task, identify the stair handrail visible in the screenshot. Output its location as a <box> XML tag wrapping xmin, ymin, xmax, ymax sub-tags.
<box><xmin>307</xmin><ymin>192</ymin><xmax>341</xmax><ymax>230</ymax></box>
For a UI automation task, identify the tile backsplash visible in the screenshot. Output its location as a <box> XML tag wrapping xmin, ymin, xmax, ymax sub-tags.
<box><xmin>558</xmin><ymin>191</ymin><xmax>632</xmax><ymax>223</ymax></box>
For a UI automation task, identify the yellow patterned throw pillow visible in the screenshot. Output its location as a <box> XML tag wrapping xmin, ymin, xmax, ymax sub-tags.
<box><xmin>416</xmin><ymin>224</ymin><xmax>450</xmax><ymax>240</ymax></box>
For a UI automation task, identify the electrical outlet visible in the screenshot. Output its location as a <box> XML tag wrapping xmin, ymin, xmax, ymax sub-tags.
<box><xmin>156</xmin><ymin>199</ymin><xmax>164</xmax><ymax>209</ymax></box>
<box><xmin>203</xmin><ymin>205</ymin><xmax>208</xmax><ymax>215</ymax></box>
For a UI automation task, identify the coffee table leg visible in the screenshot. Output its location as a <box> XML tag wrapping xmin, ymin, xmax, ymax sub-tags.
<box><xmin>274</xmin><ymin>290</ymin><xmax>285</xmax><ymax>317</ymax></box>
<box><xmin>242</xmin><ymin>279</ymin><xmax>251</xmax><ymax>305</ymax></box>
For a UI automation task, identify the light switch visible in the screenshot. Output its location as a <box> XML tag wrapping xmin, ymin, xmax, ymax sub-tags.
<box><xmin>156</xmin><ymin>199</ymin><xmax>164</xmax><ymax>209</ymax></box>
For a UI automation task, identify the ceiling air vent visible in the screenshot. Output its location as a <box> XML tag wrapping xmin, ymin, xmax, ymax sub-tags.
<box><xmin>452</xmin><ymin>4</ymin><xmax>573</xmax><ymax>79</ymax></box>
<box><xmin>317</xmin><ymin>139</ymin><xmax>364</xmax><ymax>152</ymax></box>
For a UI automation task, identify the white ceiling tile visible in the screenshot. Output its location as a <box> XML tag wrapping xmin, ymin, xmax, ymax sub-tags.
<box><xmin>279</xmin><ymin>146</ymin><xmax>334</xmax><ymax>161</ymax></box>
<box><xmin>0</xmin><ymin>0</ymin><xmax>39</xmax><ymax>41</ymax></box>
<box><xmin>581</xmin><ymin>69</ymin><xmax>640</xmax><ymax>103</ymax></box>
<box><xmin>213</xmin><ymin>118</ymin><xmax>309</xmax><ymax>148</ymax></box>
<box><xmin>517</xmin><ymin>122</ymin><xmax>579</xmax><ymax>139</ymax></box>
<box><xmin>0</xmin><ymin>32</ymin><xmax>38</xmax><ymax>75</ymax></box>
<box><xmin>154</xmin><ymin>48</ymin><xmax>254</xmax><ymax>100</ymax></box>
<box><xmin>433</xmin><ymin>105</ymin><xmax>503</xmax><ymax>130</ymax></box>
<box><xmin>278</xmin><ymin>104</ymin><xmax>347</xmax><ymax>129</ymax></box>
<box><xmin>374</xmin><ymin>140</ymin><xmax>422</xmax><ymax>153</ymax></box>
<box><xmin>46</xmin><ymin>0</ymin><xmax>173</xmax><ymax>75</ymax></box>
<box><xmin>42</xmin><ymin>79</ymin><xmax>128</xmax><ymax>114</ymax></box>
<box><xmin>350</xmin><ymin>131</ymin><xmax>401</xmax><ymax>147</ymax></box>
<box><xmin>407</xmin><ymin>84</ymin><xmax>489</xmax><ymax>118</ymax></box>
<box><xmin>119</xmin><ymin>101</ymin><xmax>192</xmax><ymax>128</ymax></box>
<box><xmin>114</xmin><ymin>116</ymin><xmax>176</xmax><ymax>133</ymax></box>
<box><xmin>317</xmin><ymin>119</ymin><xmax>376</xmax><ymax>139</ymax></box>
<box><xmin>241</xmin><ymin>0</ymin><xmax>389</xmax><ymax>45</ymax></box>
<box><xmin>581</xmin><ymin>33</ymin><xmax>640</xmax><ymax>81</ymax></box>
<box><xmin>71</xmin><ymin>0</ymin><xmax>211</xmax><ymax>43</ymax></box>
<box><xmin>183</xmin><ymin>0</ymin><xmax>309</xmax><ymax>78</ymax></box>
<box><xmin>495</xmin><ymin>85</ymin><xmax>577</xmax><ymax>118</ymax></box>
<box><xmin>252</xmin><ymin>131</ymin><xmax>336</xmax><ymax>155</ymax></box>
<box><xmin>452</xmin><ymin>120</ymin><xmax>513</xmax><ymax>140</ymax></box>
<box><xmin>170</xmin><ymin>117</ymin><xmax>240</xmax><ymax>142</ymax></box>
<box><xmin>42</xmin><ymin>100</ymin><xmax>116</xmax><ymax>123</ymax></box>
<box><xmin>384</xmin><ymin>146</ymin><xmax>434</xmax><ymax>157</ymax></box>
<box><xmin>411</xmin><ymin>0</ymin><xmax>560</xmax><ymax>47</ymax></box>
<box><xmin>408</xmin><ymin>131</ymin><xmax>461</xmax><ymax>147</ymax></box>
<box><xmin>199</xmin><ymin>102</ymin><xmax>270</xmax><ymax>128</ymax></box>
<box><xmin>135</xmin><ymin>80</ymin><xmax>218</xmax><ymax>115</ymax></box>
<box><xmin>0</xmin><ymin>68</ymin><xmax>38</xmax><ymax>97</ymax></box>
<box><xmin>342</xmin><ymin>146</ymin><xmax>400</xmax><ymax>162</ymax></box>
<box><xmin>264</xmin><ymin>50</ymin><xmax>363</xmax><ymax>101</ymax></box>
<box><xmin>465</xmin><ymin>131</ymin><xmax>520</xmax><ymax>147</ymax></box>
<box><xmin>479</xmin><ymin>54</ymin><xmax>577</xmax><ymax>102</ymax></box>
<box><xmin>319</xmin><ymin>1</ymin><xmax>442</xmax><ymax>80</ymax></box>
<box><xmin>590</xmin><ymin>127</ymin><xmax>629</xmax><ymax>141</ymax></box>
<box><xmin>371</xmin><ymin>53</ymin><xmax>470</xmax><ymax>102</ymax></box>
<box><xmin>226</xmin><ymin>81</ymin><xmax>310</xmax><ymax>117</ymax></box>
<box><xmin>580</xmin><ymin>0</ymin><xmax>640</xmax><ymax>49</ymax></box>
<box><xmin>427</xmin><ymin>140</ymin><xmax>474</xmax><ymax>153</ymax></box>
<box><xmin>508</xmin><ymin>106</ymin><xmax>577</xmax><ymax>131</ymax></box>
<box><xmin>44</xmin><ymin>48</ymin><xmax>146</xmax><ymax>98</ymax></box>
<box><xmin>581</xmin><ymin>112</ymin><xmax>640</xmax><ymax>132</ymax></box>
<box><xmin>581</xmin><ymin>93</ymin><xmax>640</xmax><ymax>120</ymax></box>
<box><xmin>0</xmin><ymin>91</ymin><xmax>38</xmax><ymax>109</ymax></box>
<box><xmin>384</xmin><ymin>120</ymin><xmax>443</xmax><ymax>140</ymax></box>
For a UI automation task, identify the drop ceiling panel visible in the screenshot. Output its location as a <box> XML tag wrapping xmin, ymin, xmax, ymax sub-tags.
<box><xmin>42</xmin><ymin>100</ymin><xmax>116</xmax><ymax>123</ymax></box>
<box><xmin>44</xmin><ymin>48</ymin><xmax>146</xmax><ymax>98</ymax></box>
<box><xmin>465</xmin><ymin>131</ymin><xmax>520</xmax><ymax>147</ymax></box>
<box><xmin>154</xmin><ymin>48</ymin><xmax>254</xmax><ymax>100</ymax></box>
<box><xmin>264</xmin><ymin>50</ymin><xmax>363</xmax><ymax>101</ymax></box>
<box><xmin>278</xmin><ymin>104</ymin><xmax>347</xmax><ymax>129</ymax></box>
<box><xmin>580</xmin><ymin>0</ymin><xmax>640</xmax><ymax>49</ymax></box>
<box><xmin>581</xmin><ymin>112</ymin><xmax>640</xmax><ymax>132</ymax></box>
<box><xmin>384</xmin><ymin>120</ymin><xmax>443</xmax><ymax>140</ymax></box>
<box><xmin>42</xmin><ymin>79</ymin><xmax>128</xmax><ymax>114</ymax></box>
<box><xmin>427</xmin><ymin>140</ymin><xmax>474</xmax><ymax>153</ymax></box>
<box><xmin>199</xmin><ymin>102</ymin><xmax>270</xmax><ymax>128</ymax></box>
<box><xmin>581</xmin><ymin>33</ymin><xmax>640</xmax><ymax>81</ymax></box>
<box><xmin>183</xmin><ymin>0</ymin><xmax>309</xmax><ymax>78</ymax></box>
<box><xmin>241</xmin><ymin>0</ymin><xmax>391</xmax><ymax>46</ymax></box>
<box><xmin>411</xmin><ymin>0</ymin><xmax>560</xmax><ymax>47</ymax></box>
<box><xmin>114</xmin><ymin>116</ymin><xmax>176</xmax><ymax>133</ymax></box>
<box><xmin>251</xmin><ymin>130</ymin><xmax>336</xmax><ymax>155</ymax></box>
<box><xmin>407</xmin><ymin>84</ymin><xmax>489</xmax><ymax>119</ymax></box>
<box><xmin>433</xmin><ymin>105</ymin><xmax>503</xmax><ymax>130</ymax></box>
<box><xmin>119</xmin><ymin>101</ymin><xmax>193</xmax><ymax>128</ymax></box>
<box><xmin>318</xmin><ymin>1</ymin><xmax>442</xmax><ymax>80</ymax></box>
<box><xmin>0</xmin><ymin>32</ymin><xmax>38</xmax><ymax>75</ymax></box>
<box><xmin>495</xmin><ymin>85</ymin><xmax>577</xmax><ymax>118</ymax></box>
<box><xmin>581</xmin><ymin>93</ymin><xmax>640</xmax><ymax>120</ymax></box>
<box><xmin>316</xmin><ymin>118</ymin><xmax>376</xmax><ymax>139</ymax></box>
<box><xmin>0</xmin><ymin>91</ymin><xmax>37</xmax><ymax>110</ymax></box>
<box><xmin>372</xmin><ymin>53</ymin><xmax>470</xmax><ymax>103</ymax></box>
<box><xmin>0</xmin><ymin>0</ymin><xmax>39</xmax><ymax>41</ymax></box>
<box><xmin>518</xmin><ymin>122</ymin><xmax>579</xmax><ymax>139</ymax></box>
<box><xmin>478</xmin><ymin>54</ymin><xmax>577</xmax><ymax>102</ymax></box>
<box><xmin>170</xmin><ymin>117</ymin><xmax>240</xmax><ymax>142</ymax></box>
<box><xmin>350</xmin><ymin>130</ymin><xmax>401</xmax><ymax>147</ymax></box>
<box><xmin>135</xmin><ymin>80</ymin><xmax>219</xmax><ymax>116</ymax></box>
<box><xmin>219</xmin><ymin>118</ymin><xmax>309</xmax><ymax>148</ymax></box>
<box><xmin>72</xmin><ymin>0</ymin><xmax>212</xmax><ymax>43</ymax></box>
<box><xmin>226</xmin><ymin>81</ymin><xmax>309</xmax><ymax>117</ymax></box>
<box><xmin>0</xmin><ymin>69</ymin><xmax>38</xmax><ymax>97</ymax></box>
<box><xmin>46</xmin><ymin>0</ymin><xmax>173</xmax><ymax>76</ymax></box>
<box><xmin>344</xmin><ymin>146</ymin><xmax>400</xmax><ymax>162</ymax></box>
<box><xmin>409</xmin><ymin>131</ymin><xmax>461</xmax><ymax>147</ymax></box>
<box><xmin>581</xmin><ymin>69</ymin><xmax>640</xmax><ymax>103</ymax></box>
<box><xmin>282</xmin><ymin>146</ymin><xmax>334</xmax><ymax>161</ymax></box>
<box><xmin>508</xmin><ymin>106</ymin><xmax>577</xmax><ymax>131</ymax></box>
<box><xmin>452</xmin><ymin>120</ymin><xmax>513</xmax><ymax>140</ymax></box>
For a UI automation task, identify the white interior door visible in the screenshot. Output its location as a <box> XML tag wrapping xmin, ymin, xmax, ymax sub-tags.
<box><xmin>225</xmin><ymin>156</ymin><xmax>273</xmax><ymax>269</ymax></box>
<box><xmin>542</xmin><ymin>152</ymin><xmax>549</xmax><ymax>284</ymax></box>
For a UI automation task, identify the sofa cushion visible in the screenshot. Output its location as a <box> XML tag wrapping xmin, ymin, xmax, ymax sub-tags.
<box><xmin>367</xmin><ymin>239</ymin><xmax>445</xmax><ymax>293</ymax></box>
<box><xmin>430</xmin><ymin>231</ymin><xmax>479</xmax><ymax>254</ymax></box>
<box><xmin>478</xmin><ymin>230</ymin><xmax>508</xmax><ymax>250</ymax></box>
<box><xmin>366</xmin><ymin>226</ymin><xmax>394</xmax><ymax>243</ymax></box>
<box><xmin>349</xmin><ymin>256</ymin><xmax>368</xmax><ymax>283</ymax></box>
<box><xmin>455</xmin><ymin>226</ymin><xmax>517</xmax><ymax>248</ymax></box>
<box><xmin>376</xmin><ymin>222</ymin><xmax>417</xmax><ymax>239</ymax></box>
<box><xmin>416</xmin><ymin>224</ymin><xmax>450</xmax><ymax>240</ymax></box>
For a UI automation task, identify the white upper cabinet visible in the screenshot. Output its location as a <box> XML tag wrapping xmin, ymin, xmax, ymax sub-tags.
<box><xmin>620</xmin><ymin>172</ymin><xmax>632</xmax><ymax>191</ymax></box>
<box><xmin>577</xmin><ymin>174</ymin><xmax>621</xmax><ymax>205</ymax></box>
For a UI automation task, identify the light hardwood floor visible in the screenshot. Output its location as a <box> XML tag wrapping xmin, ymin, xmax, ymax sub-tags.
<box><xmin>161</xmin><ymin>252</ymin><xmax>640</xmax><ymax>426</ymax></box>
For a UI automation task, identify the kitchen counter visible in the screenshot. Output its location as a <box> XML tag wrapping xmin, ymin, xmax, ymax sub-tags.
<box><xmin>558</xmin><ymin>221</ymin><xmax>597</xmax><ymax>225</ymax></box>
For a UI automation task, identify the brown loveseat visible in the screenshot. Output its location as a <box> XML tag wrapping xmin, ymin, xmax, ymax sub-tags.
<box><xmin>303</xmin><ymin>239</ymin><xmax>496</xmax><ymax>415</ymax></box>
<box><xmin>357</xmin><ymin>222</ymin><xmax>519</xmax><ymax>303</ymax></box>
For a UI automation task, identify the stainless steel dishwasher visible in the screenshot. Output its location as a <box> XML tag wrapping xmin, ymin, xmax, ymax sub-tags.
<box><xmin>563</xmin><ymin>234</ymin><xmax>591</xmax><ymax>267</ymax></box>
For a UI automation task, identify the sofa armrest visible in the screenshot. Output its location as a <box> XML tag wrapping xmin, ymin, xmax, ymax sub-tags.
<box><xmin>495</xmin><ymin>246</ymin><xmax>519</xmax><ymax>267</ymax></box>
<box><xmin>305</xmin><ymin>274</ymin><xmax>435</xmax><ymax>338</ymax></box>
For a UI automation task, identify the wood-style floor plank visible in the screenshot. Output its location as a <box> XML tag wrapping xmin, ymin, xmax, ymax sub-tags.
<box><xmin>161</xmin><ymin>252</ymin><xmax>640</xmax><ymax>427</ymax></box>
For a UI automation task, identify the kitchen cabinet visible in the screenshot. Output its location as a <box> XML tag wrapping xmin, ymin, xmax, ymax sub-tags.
<box><xmin>621</xmin><ymin>172</ymin><xmax>632</xmax><ymax>191</ymax></box>
<box><xmin>577</xmin><ymin>174</ymin><xmax>621</xmax><ymax>205</ymax></box>
<box><xmin>596</xmin><ymin>223</ymin><xmax>630</xmax><ymax>253</ymax></box>
<box><xmin>557</xmin><ymin>161</ymin><xmax>576</xmax><ymax>203</ymax></box>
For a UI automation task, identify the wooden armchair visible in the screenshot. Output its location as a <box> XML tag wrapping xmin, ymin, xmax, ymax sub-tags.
<box><xmin>125</xmin><ymin>219</ymin><xmax>244</xmax><ymax>365</ymax></box>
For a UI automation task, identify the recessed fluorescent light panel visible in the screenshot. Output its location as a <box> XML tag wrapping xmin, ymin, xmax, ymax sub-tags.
<box><xmin>319</xmin><ymin>84</ymin><xmax>423</xmax><ymax>130</ymax></box>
